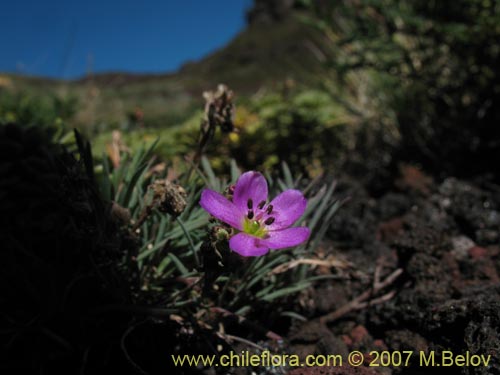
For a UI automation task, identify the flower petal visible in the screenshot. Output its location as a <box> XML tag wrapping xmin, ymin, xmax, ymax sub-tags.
<box><xmin>260</xmin><ymin>227</ymin><xmax>310</xmax><ymax>249</ymax></box>
<box><xmin>200</xmin><ymin>189</ymin><xmax>243</xmax><ymax>230</ymax></box>
<box><xmin>229</xmin><ymin>233</ymin><xmax>270</xmax><ymax>257</ymax></box>
<box><xmin>266</xmin><ymin>189</ymin><xmax>307</xmax><ymax>230</ymax></box>
<box><xmin>233</xmin><ymin>171</ymin><xmax>268</xmax><ymax>213</ymax></box>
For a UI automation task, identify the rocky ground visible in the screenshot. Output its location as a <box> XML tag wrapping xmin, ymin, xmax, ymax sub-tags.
<box><xmin>3</xmin><ymin>124</ymin><xmax>499</xmax><ymax>374</ymax></box>
<box><xmin>284</xmin><ymin>165</ymin><xmax>500</xmax><ymax>375</ymax></box>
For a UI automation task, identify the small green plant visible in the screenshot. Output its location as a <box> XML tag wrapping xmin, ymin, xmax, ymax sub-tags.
<box><xmin>96</xmin><ymin>146</ymin><xmax>339</xmax><ymax>315</ymax></box>
<box><xmin>304</xmin><ymin>0</ymin><xmax>500</xmax><ymax>178</ymax></box>
<box><xmin>1</xmin><ymin>85</ymin><xmax>343</xmax><ymax>373</ymax></box>
<box><xmin>0</xmin><ymin>91</ymin><xmax>78</xmax><ymax>129</ymax></box>
<box><xmin>91</xmin><ymin>85</ymin><xmax>342</xmax><ymax>336</ymax></box>
<box><xmin>199</xmin><ymin>170</ymin><xmax>310</xmax><ymax>257</ymax></box>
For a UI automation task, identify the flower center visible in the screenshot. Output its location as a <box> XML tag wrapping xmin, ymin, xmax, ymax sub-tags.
<box><xmin>241</xmin><ymin>199</ymin><xmax>276</xmax><ymax>238</ymax></box>
<box><xmin>243</xmin><ymin>219</ymin><xmax>268</xmax><ymax>238</ymax></box>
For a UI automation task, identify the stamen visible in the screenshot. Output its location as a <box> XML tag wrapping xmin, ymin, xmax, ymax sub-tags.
<box><xmin>264</xmin><ymin>217</ymin><xmax>275</xmax><ymax>225</ymax></box>
<box><xmin>247</xmin><ymin>199</ymin><xmax>253</xmax><ymax>209</ymax></box>
<box><xmin>258</xmin><ymin>200</ymin><xmax>266</xmax><ymax>209</ymax></box>
<box><xmin>266</xmin><ymin>205</ymin><xmax>273</xmax><ymax>214</ymax></box>
<box><xmin>247</xmin><ymin>210</ymin><xmax>254</xmax><ymax>219</ymax></box>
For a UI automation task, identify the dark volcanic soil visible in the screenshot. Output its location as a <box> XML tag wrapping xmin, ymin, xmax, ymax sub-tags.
<box><xmin>286</xmin><ymin>166</ymin><xmax>500</xmax><ymax>375</ymax></box>
<box><xmin>3</xmin><ymin>122</ymin><xmax>499</xmax><ymax>374</ymax></box>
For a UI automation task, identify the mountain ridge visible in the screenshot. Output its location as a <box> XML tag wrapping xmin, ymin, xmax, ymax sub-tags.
<box><xmin>0</xmin><ymin>1</ymin><xmax>324</xmax><ymax>128</ymax></box>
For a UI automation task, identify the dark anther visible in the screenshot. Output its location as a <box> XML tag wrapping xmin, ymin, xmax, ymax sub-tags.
<box><xmin>247</xmin><ymin>199</ymin><xmax>253</xmax><ymax>209</ymax></box>
<box><xmin>258</xmin><ymin>200</ymin><xmax>266</xmax><ymax>209</ymax></box>
<box><xmin>266</xmin><ymin>205</ymin><xmax>273</xmax><ymax>214</ymax></box>
<box><xmin>247</xmin><ymin>210</ymin><xmax>254</xmax><ymax>219</ymax></box>
<box><xmin>264</xmin><ymin>217</ymin><xmax>275</xmax><ymax>225</ymax></box>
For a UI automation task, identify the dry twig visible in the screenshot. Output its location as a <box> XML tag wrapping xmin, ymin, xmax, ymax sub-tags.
<box><xmin>270</xmin><ymin>257</ymin><xmax>351</xmax><ymax>275</ymax></box>
<box><xmin>210</xmin><ymin>307</ymin><xmax>283</xmax><ymax>342</ymax></box>
<box><xmin>317</xmin><ymin>266</ymin><xmax>403</xmax><ymax>324</ymax></box>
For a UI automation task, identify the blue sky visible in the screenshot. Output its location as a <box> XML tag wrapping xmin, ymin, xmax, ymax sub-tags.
<box><xmin>1</xmin><ymin>0</ymin><xmax>251</xmax><ymax>79</ymax></box>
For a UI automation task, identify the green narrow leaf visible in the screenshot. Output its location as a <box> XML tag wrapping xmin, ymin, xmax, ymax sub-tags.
<box><xmin>306</xmin><ymin>274</ymin><xmax>345</xmax><ymax>282</ymax></box>
<box><xmin>201</xmin><ymin>156</ymin><xmax>217</xmax><ymax>189</ymax></box>
<box><xmin>281</xmin><ymin>161</ymin><xmax>294</xmax><ymax>188</ymax></box>
<box><xmin>294</xmin><ymin>173</ymin><xmax>303</xmax><ymax>188</ymax></box>
<box><xmin>245</xmin><ymin>254</ymin><xmax>290</xmax><ymax>290</ymax></box>
<box><xmin>100</xmin><ymin>152</ymin><xmax>112</xmax><ymax>201</ymax></box>
<box><xmin>128</xmin><ymin>180</ymin><xmax>145</xmax><ymax>212</ymax></box>
<box><xmin>167</xmin><ymin>215</ymin><xmax>208</xmax><ymax>241</ymax></box>
<box><xmin>264</xmin><ymin>171</ymin><xmax>274</xmax><ymax>188</ymax></box>
<box><xmin>277</xmin><ymin>179</ymin><xmax>288</xmax><ymax>192</ymax></box>
<box><xmin>308</xmin><ymin>181</ymin><xmax>336</xmax><ymax>233</ymax></box>
<box><xmin>280</xmin><ymin>311</ymin><xmax>307</xmax><ymax>321</ymax></box>
<box><xmin>235</xmin><ymin>306</ymin><xmax>251</xmax><ymax>315</ymax></box>
<box><xmin>74</xmin><ymin>129</ymin><xmax>95</xmax><ymax>182</ymax></box>
<box><xmin>143</xmin><ymin>137</ymin><xmax>160</xmax><ymax>160</ymax></box>
<box><xmin>230</xmin><ymin>159</ymin><xmax>241</xmax><ymax>183</ymax></box>
<box><xmin>176</xmin><ymin>217</ymin><xmax>200</xmax><ymax>267</ymax></box>
<box><xmin>120</xmin><ymin>159</ymin><xmax>151</xmax><ymax>207</ymax></box>
<box><xmin>261</xmin><ymin>282</ymin><xmax>311</xmax><ymax>302</ymax></box>
<box><xmin>310</xmin><ymin>199</ymin><xmax>342</xmax><ymax>250</ymax></box>
<box><xmin>112</xmin><ymin>153</ymin><xmax>129</xmax><ymax>192</ymax></box>
<box><xmin>117</xmin><ymin>139</ymin><xmax>159</xmax><ymax>207</ymax></box>
<box><xmin>255</xmin><ymin>284</ymin><xmax>274</xmax><ymax>298</ymax></box>
<box><xmin>180</xmin><ymin>188</ymin><xmax>202</xmax><ymax>220</ymax></box>
<box><xmin>137</xmin><ymin>238</ymin><xmax>167</xmax><ymax>261</ymax></box>
<box><xmin>167</xmin><ymin>253</ymin><xmax>189</xmax><ymax>276</ymax></box>
<box><xmin>295</xmin><ymin>186</ymin><xmax>326</xmax><ymax>226</ymax></box>
<box><xmin>154</xmin><ymin>216</ymin><xmax>169</xmax><ymax>246</ymax></box>
<box><xmin>156</xmin><ymin>256</ymin><xmax>172</xmax><ymax>274</ymax></box>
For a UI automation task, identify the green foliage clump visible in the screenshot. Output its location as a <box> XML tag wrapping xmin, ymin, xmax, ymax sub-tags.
<box><xmin>91</xmin><ymin>112</ymin><xmax>201</xmax><ymax>162</ymax></box>
<box><xmin>0</xmin><ymin>91</ymin><xmax>78</xmax><ymax>130</ymax></box>
<box><xmin>229</xmin><ymin>91</ymin><xmax>348</xmax><ymax>173</ymax></box>
<box><xmin>91</xmin><ymin>88</ymin><xmax>355</xmax><ymax>178</ymax></box>
<box><xmin>2</xmin><ymin>112</ymin><xmax>342</xmax><ymax>370</ymax></box>
<box><xmin>206</xmin><ymin>89</ymin><xmax>354</xmax><ymax>176</ymax></box>
<box><xmin>309</xmin><ymin>0</ymin><xmax>500</xmax><ymax>178</ymax></box>
<box><xmin>96</xmin><ymin>141</ymin><xmax>340</xmax><ymax>320</ymax></box>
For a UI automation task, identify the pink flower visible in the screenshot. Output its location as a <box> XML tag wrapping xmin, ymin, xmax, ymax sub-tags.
<box><xmin>200</xmin><ymin>171</ymin><xmax>310</xmax><ymax>256</ymax></box>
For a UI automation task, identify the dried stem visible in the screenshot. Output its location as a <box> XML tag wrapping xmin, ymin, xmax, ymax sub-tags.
<box><xmin>210</xmin><ymin>306</ymin><xmax>283</xmax><ymax>342</ymax></box>
<box><xmin>184</xmin><ymin>84</ymin><xmax>235</xmax><ymax>184</ymax></box>
<box><xmin>317</xmin><ymin>266</ymin><xmax>403</xmax><ymax>325</ymax></box>
<box><xmin>215</xmin><ymin>332</ymin><xmax>267</xmax><ymax>352</ymax></box>
<box><xmin>131</xmin><ymin>203</ymin><xmax>154</xmax><ymax>232</ymax></box>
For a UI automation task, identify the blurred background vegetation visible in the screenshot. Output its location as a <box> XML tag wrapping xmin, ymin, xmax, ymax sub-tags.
<box><xmin>2</xmin><ymin>0</ymin><xmax>499</xmax><ymax>182</ymax></box>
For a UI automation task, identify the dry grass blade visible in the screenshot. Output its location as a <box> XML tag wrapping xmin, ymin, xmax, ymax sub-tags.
<box><xmin>270</xmin><ymin>257</ymin><xmax>351</xmax><ymax>275</ymax></box>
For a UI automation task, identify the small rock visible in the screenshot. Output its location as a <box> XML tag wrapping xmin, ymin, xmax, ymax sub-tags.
<box><xmin>468</xmin><ymin>246</ymin><xmax>488</xmax><ymax>260</ymax></box>
<box><xmin>349</xmin><ymin>325</ymin><xmax>370</xmax><ymax>346</ymax></box>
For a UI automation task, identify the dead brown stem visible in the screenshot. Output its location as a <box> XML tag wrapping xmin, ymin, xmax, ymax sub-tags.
<box><xmin>210</xmin><ymin>306</ymin><xmax>283</xmax><ymax>342</ymax></box>
<box><xmin>318</xmin><ymin>267</ymin><xmax>403</xmax><ymax>325</ymax></box>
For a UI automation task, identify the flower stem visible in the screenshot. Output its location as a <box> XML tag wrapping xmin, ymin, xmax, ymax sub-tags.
<box><xmin>176</xmin><ymin>217</ymin><xmax>200</xmax><ymax>268</ymax></box>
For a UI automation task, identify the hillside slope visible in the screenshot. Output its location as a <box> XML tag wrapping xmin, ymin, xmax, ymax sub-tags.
<box><xmin>0</xmin><ymin>3</ymin><xmax>324</xmax><ymax>128</ymax></box>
